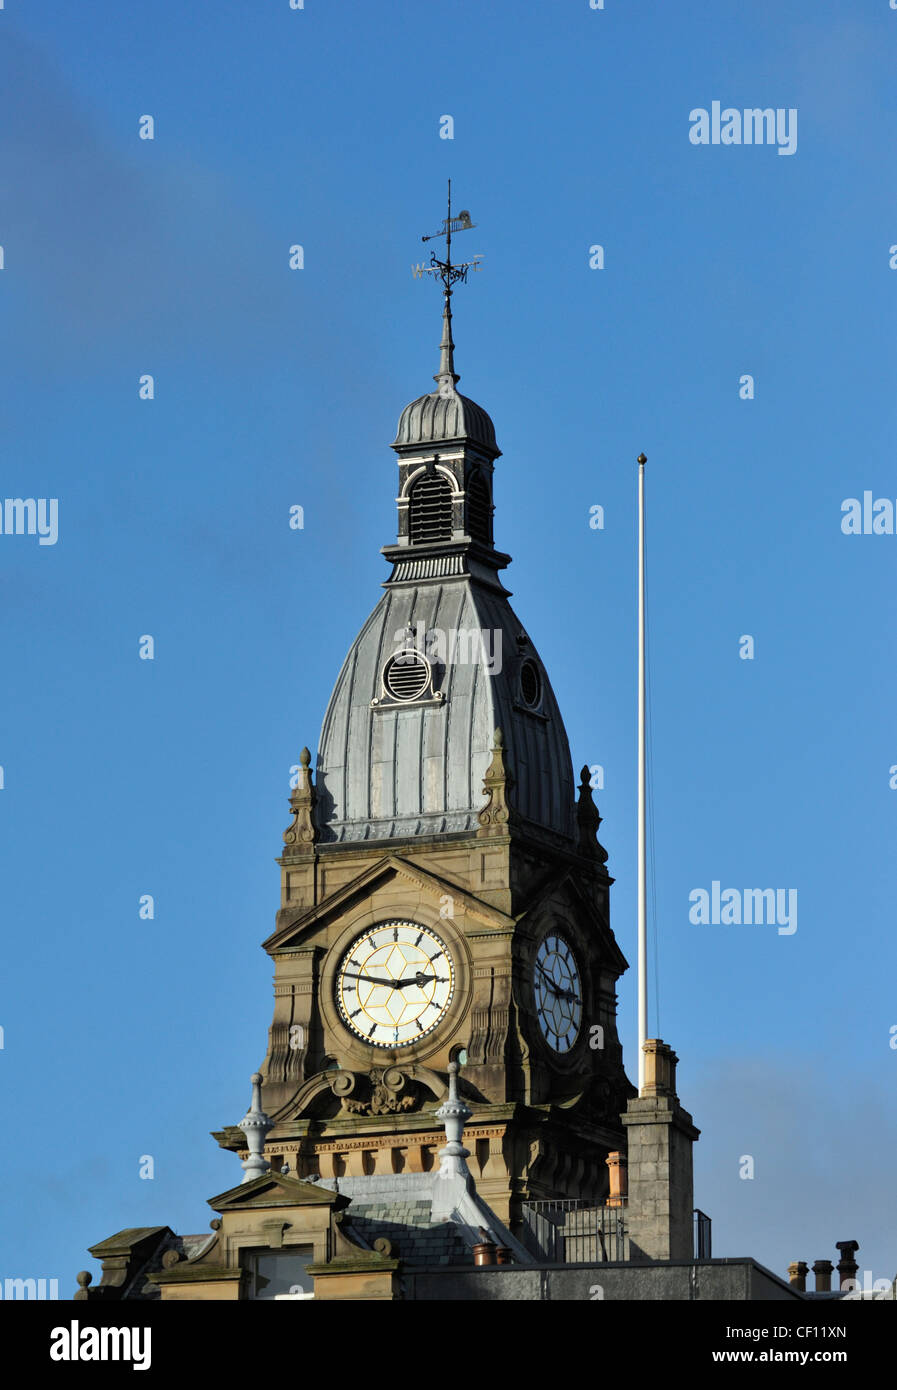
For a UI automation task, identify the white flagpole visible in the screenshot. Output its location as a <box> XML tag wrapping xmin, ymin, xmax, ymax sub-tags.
<box><xmin>637</xmin><ymin>452</ymin><xmax>648</xmax><ymax>1094</ymax></box>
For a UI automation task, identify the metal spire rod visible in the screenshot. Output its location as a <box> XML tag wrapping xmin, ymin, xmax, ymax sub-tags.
<box><xmin>637</xmin><ymin>452</ymin><xmax>648</xmax><ymax>1093</ymax></box>
<box><xmin>415</xmin><ymin>180</ymin><xmax>482</xmax><ymax>294</ymax></box>
<box><xmin>414</xmin><ymin>182</ymin><xmax>483</xmax><ymax>395</ymax></box>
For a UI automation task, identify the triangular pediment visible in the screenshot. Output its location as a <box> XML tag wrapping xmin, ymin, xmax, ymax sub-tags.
<box><xmin>208</xmin><ymin>1171</ymin><xmax>348</xmax><ymax>1213</ymax></box>
<box><xmin>264</xmin><ymin>853</ymin><xmax>514</xmax><ymax>952</ymax></box>
<box><xmin>516</xmin><ymin>866</ymin><xmax>629</xmax><ymax>975</ymax></box>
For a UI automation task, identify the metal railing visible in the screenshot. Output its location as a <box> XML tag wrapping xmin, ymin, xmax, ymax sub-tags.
<box><xmin>694</xmin><ymin>1208</ymin><xmax>712</xmax><ymax>1259</ymax></box>
<box><xmin>519</xmin><ymin>1199</ymin><xmax>629</xmax><ymax>1264</ymax></box>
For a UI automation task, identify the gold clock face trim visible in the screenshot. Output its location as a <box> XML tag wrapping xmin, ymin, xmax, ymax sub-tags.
<box><xmin>335</xmin><ymin>921</ymin><xmax>455</xmax><ymax>1049</ymax></box>
<box><xmin>534</xmin><ymin>933</ymin><xmax>582</xmax><ymax>1053</ymax></box>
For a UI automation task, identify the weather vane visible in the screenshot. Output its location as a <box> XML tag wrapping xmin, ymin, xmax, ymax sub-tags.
<box><xmin>413</xmin><ymin>179</ymin><xmax>483</xmax><ymax>292</ymax></box>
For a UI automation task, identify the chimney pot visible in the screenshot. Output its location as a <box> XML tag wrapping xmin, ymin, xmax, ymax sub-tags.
<box><xmin>605</xmin><ymin>1150</ymin><xmax>628</xmax><ymax>1207</ymax></box>
<box><xmin>835</xmin><ymin>1240</ymin><xmax>859</xmax><ymax>1290</ymax></box>
<box><xmin>642</xmin><ymin>1039</ymin><xmax>679</xmax><ymax>1098</ymax></box>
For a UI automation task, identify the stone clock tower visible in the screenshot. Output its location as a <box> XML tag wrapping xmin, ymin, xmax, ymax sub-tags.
<box><xmin>214</xmin><ymin>281</ymin><xmax>636</xmax><ymax>1227</ymax></box>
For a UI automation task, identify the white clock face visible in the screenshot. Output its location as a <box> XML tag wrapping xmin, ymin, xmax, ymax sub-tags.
<box><xmin>534</xmin><ymin>934</ymin><xmax>582</xmax><ymax>1053</ymax></box>
<box><xmin>335</xmin><ymin>921</ymin><xmax>455</xmax><ymax>1048</ymax></box>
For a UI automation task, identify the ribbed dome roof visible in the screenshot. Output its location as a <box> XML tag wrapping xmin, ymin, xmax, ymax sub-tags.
<box><xmin>315</xmin><ymin>580</ymin><xmax>575</xmax><ymax>845</ymax></box>
<box><xmin>393</xmin><ymin>390</ymin><xmax>497</xmax><ymax>452</ymax></box>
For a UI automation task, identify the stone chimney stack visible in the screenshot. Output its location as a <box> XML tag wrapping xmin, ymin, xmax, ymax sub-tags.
<box><xmin>812</xmin><ymin>1259</ymin><xmax>833</xmax><ymax>1293</ymax></box>
<box><xmin>788</xmin><ymin>1261</ymin><xmax>809</xmax><ymax>1292</ymax></box>
<box><xmin>621</xmin><ymin>1039</ymin><xmax>700</xmax><ymax>1262</ymax></box>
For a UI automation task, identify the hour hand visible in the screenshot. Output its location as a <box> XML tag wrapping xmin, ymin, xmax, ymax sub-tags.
<box><xmin>535</xmin><ymin>963</ymin><xmax>579</xmax><ymax>1005</ymax></box>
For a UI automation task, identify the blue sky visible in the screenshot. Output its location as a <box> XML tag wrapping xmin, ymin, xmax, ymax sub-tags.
<box><xmin>1</xmin><ymin>0</ymin><xmax>895</xmax><ymax>1291</ymax></box>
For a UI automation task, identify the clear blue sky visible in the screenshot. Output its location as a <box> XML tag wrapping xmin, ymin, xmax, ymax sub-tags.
<box><xmin>1</xmin><ymin>0</ymin><xmax>895</xmax><ymax>1291</ymax></box>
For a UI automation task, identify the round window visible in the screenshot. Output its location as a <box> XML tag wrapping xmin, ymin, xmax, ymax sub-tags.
<box><xmin>520</xmin><ymin>659</ymin><xmax>542</xmax><ymax>708</ymax></box>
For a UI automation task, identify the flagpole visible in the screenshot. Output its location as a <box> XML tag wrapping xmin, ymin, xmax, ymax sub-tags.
<box><xmin>637</xmin><ymin>452</ymin><xmax>648</xmax><ymax>1094</ymax></box>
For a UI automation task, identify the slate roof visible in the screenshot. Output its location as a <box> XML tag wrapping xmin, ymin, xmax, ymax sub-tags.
<box><xmin>315</xmin><ymin>1172</ymin><xmax>525</xmax><ymax>1267</ymax></box>
<box><xmin>342</xmin><ymin>1200</ymin><xmax>471</xmax><ymax>1267</ymax></box>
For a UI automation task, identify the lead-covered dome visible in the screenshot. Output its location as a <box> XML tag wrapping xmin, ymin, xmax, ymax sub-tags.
<box><xmin>393</xmin><ymin>390</ymin><xmax>497</xmax><ymax>452</ymax></box>
<box><xmin>314</xmin><ymin>580</ymin><xmax>576</xmax><ymax>845</ymax></box>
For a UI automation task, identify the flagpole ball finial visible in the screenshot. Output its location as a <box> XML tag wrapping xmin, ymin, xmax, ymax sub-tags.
<box><xmin>637</xmin><ymin>453</ymin><xmax>647</xmax><ymax>465</ymax></box>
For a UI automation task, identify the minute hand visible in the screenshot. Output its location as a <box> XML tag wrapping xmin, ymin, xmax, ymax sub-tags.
<box><xmin>535</xmin><ymin>961</ymin><xmax>562</xmax><ymax>994</ymax></box>
<box><xmin>343</xmin><ymin>971</ymin><xmax>449</xmax><ymax>989</ymax></box>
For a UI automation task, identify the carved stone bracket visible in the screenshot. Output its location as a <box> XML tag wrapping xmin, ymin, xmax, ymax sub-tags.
<box><xmin>340</xmin><ymin>1067</ymin><xmax>419</xmax><ymax>1116</ymax></box>
<box><xmin>329</xmin><ymin>1071</ymin><xmax>357</xmax><ymax>1102</ymax></box>
<box><xmin>260</xmin><ymin>1220</ymin><xmax>291</xmax><ymax>1250</ymax></box>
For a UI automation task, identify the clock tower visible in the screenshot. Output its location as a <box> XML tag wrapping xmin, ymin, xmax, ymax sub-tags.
<box><xmin>214</xmin><ymin>231</ymin><xmax>636</xmax><ymax>1227</ymax></box>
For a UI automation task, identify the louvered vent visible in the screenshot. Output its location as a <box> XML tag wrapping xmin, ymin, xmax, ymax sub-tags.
<box><xmin>409</xmin><ymin>474</ymin><xmax>454</xmax><ymax>544</ymax></box>
<box><xmin>384</xmin><ymin>651</ymin><xmax>430</xmax><ymax>701</ymax></box>
<box><xmin>466</xmin><ymin>472</ymin><xmax>492</xmax><ymax>545</ymax></box>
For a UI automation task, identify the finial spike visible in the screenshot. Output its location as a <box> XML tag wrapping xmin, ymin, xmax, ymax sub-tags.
<box><xmin>435</xmin><ymin>1061</ymin><xmax>472</xmax><ymax>1177</ymax></box>
<box><xmin>434</xmin><ymin>294</ymin><xmax>459</xmax><ymax>392</ymax></box>
<box><xmin>238</xmin><ymin>1072</ymin><xmax>273</xmax><ymax>1184</ymax></box>
<box><xmin>577</xmin><ymin>764</ymin><xmax>608</xmax><ymax>863</ymax></box>
<box><xmin>284</xmin><ymin>749</ymin><xmax>317</xmax><ymax>850</ymax></box>
<box><xmin>477</xmin><ymin>729</ymin><xmax>515</xmax><ymax>837</ymax></box>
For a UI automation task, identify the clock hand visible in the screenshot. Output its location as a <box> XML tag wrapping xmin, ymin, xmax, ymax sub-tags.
<box><xmin>391</xmin><ymin>971</ymin><xmax>450</xmax><ymax>988</ymax></box>
<box><xmin>535</xmin><ymin>963</ymin><xmax>581</xmax><ymax>1005</ymax></box>
<box><xmin>342</xmin><ymin>972</ymin><xmax>400</xmax><ymax>988</ymax></box>
<box><xmin>344</xmin><ymin>970</ymin><xmax>449</xmax><ymax>990</ymax></box>
<box><xmin>534</xmin><ymin>962</ymin><xmax>564</xmax><ymax>996</ymax></box>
